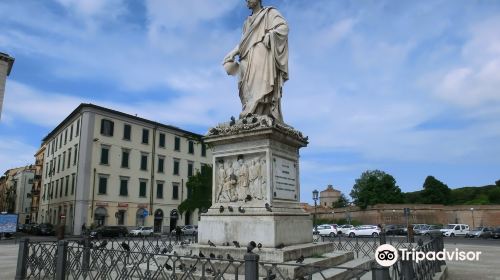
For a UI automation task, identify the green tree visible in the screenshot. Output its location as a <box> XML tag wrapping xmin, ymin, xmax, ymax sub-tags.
<box><xmin>332</xmin><ymin>193</ymin><xmax>349</xmax><ymax>208</ymax></box>
<box><xmin>420</xmin><ymin>176</ymin><xmax>451</xmax><ymax>204</ymax></box>
<box><xmin>350</xmin><ymin>170</ymin><xmax>404</xmax><ymax>209</ymax></box>
<box><xmin>178</xmin><ymin>165</ymin><xmax>212</xmax><ymax>215</ymax></box>
<box><xmin>495</xmin><ymin>179</ymin><xmax>500</xmax><ymax>187</ymax></box>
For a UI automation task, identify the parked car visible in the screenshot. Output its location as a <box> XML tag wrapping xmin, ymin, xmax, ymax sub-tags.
<box><xmin>346</xmin><ymin>225</ymin><xmax>380</xmax><ymax>237</ymax></box>
<box><xmin>129</xmin><ymin>226</ymin><xmax>154</xmax><ymax>237</ymax></box>
<box><xmin>465</xmin><ymin>227</ymin><xmax>493</xmax><ymax>238</ymax></box>
<box><xmin>440</xmin><ymin>224</ymin><xmax>469</xmax><ymax>237</ymax></box>
<box><xmin>419</xmin><ymin>225</ymin><xmax>443</xmax><ymax>236</ymax></box>
<box><xmin>171</xmin><ymin>225</ymin><xmax>198</xmax><ymax>235</ymax></box>
<box><xmin>384</xmin><ymin>224</ymin><xmax>406</xmax><ymax>236</ymax></box>
<box><xmin>34</xmin><ymin>223</ymin><xmax>55</xmax><ymax>236</ymax></box>
<box><xmin>89</xmin><ymin>226</ymin><xmax>129</xmax><ymax>238</ymax></box>
<box><xmin>312</xmin><ymin>224</ymin><xmax>338</xmax><ymax>237</ymax></box>
<box><xmin>492</xmin><ymin>228</ymin><xmax>500</xmax><ymax>239</ymax></box>
<box><xmin>337</xmin><ymin>224</ymin><xmax>354</xmax><ymax>235</ymax></box>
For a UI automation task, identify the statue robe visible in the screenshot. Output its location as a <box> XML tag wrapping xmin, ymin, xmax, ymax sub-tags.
<box><xmin>237</xmin><ymin>7</ymin><xmax>289</xmax><ymax>122</ymax></box>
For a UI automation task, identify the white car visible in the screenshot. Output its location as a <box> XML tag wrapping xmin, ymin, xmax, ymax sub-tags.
<box><xmin>312</xmin><ymin>224</ymin><xmax>338</xmax><ymax>237</ymax></box>
<box><xmin>346</xmin><ymin>225</ymin><xmax>380</xmax><ymax>237</ymax></box>
<box><xmin>337</xmin><ymin>224</ymin><xmax>354</xmax><ymax>235</ymax></box>
<box><xmin>129</xmin><ymin>226</ymin><xmax>154</xmax><ymax>236</ymax></box>
<box><xmin>440</xmin><ymin>224</ymin><xmax>469</xmax><ymax>237</ymax></box>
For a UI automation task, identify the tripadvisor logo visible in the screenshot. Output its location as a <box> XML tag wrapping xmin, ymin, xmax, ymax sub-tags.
<box><xmin>375</xmin><ymin>244</ymin><xmax>398</xmax><ymax>267</ymax></box>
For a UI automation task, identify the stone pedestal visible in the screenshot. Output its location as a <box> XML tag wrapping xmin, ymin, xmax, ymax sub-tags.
<box><xmin>198</xmin><ymin>115</ymin><xmax>311</xmax><ymax>248</ymax></box>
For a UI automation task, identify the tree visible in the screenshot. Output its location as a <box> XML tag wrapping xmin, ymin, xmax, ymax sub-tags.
<box><xmin>332</xmin><ymin>193</ymin><xmax>349</xmax><ymax>208</ymax></box>
<box><xmin>496</xmin><ymin>179</ymin><xmax>500</xmax><ymax>187</ymax></box>
<box><xmin>178</xmin><ymin>165</ymin><xmax>213</xmax><ymax>215</ymax></box>
<box><xmin>420</xmin><ymin>176</ymin><xmax>451</xmax><ymax>204</ymax></box>
<box><xmin>350</xmin><ymin>170</ymin><xmax>404</xmax><ymax>209</ymax></box>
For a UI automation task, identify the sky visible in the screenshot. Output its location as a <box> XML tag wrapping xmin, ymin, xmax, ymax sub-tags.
<box><xmin>1</xmin><ymin>0</ymin><xmax>500</xmax><ymax>203</ymax></box>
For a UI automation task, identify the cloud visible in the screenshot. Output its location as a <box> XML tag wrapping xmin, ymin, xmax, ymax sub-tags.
<box><xmin>433</xmin><ymin>18</ymin><xmax>500</xmax><ymax>107</ymax></box>
<box><xmin>0</xmin><ymin>137</ymin><xmax>38</xmax><ymax>173</ymax></box>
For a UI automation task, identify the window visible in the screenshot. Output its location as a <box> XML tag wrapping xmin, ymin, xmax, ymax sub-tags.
<box><xmin>55</xmin><ymin>138</ymin><xmax>58</xmax><ymax>152</ymax></box>
<box><xmin>59</xmin><ymin>133</ymin><xmax>62</xmax><ymax>148</ymax></box>
<box><xmin>188</xmin><ymin>141</ymin><xmax>194</xmax><ymax>154</ymax></box>
<box><xmin>188</xmin><ymin>162</ymin><xmax>193</xmax><ymax>177</ymax></box>
<box><xmin>121</xmin><ymin>149</ymin><xmax>130</xmax><ymax>168</ymax></box>
<box><xmin>156</xmin><ymin>182</ymin><xmax>164</xmax><ymax>199</ymax></box>
<box><xmin>172</xmin><ymin>183</ymin><xmax>179</xmax><ymax>200</ymax></box>
<box><xmin>123</xmin><ymin>124</ymin><xmax>131</xmax><ymax>140</ymax></box>
<box><xmin>74</xmin><ymin>144</ymin><xmax>78</xmax><ymax>165</ymax></box>
<box><xmin>64</xmin><ymin>129</ymin><xmax>67</xmax><ymax>144</ymax></box>
<box><xmin>98</xmin><ymin>176</ymin><xmax>108</xmax><ymax>194</ymax></box>
<box><xmin>50</xmin><ymin>182</ymin><xmax>54</xmax><ymax>199</ymax></box>
<box><xmin>159</xmin><ymin>133</ymin><xmax>165</xmax><ymax>148</ymax></box>
<box><xmin>55</xmin><ymin>180</ymin><xmax>59</xmax><ymax>198</ymax></box>
<box><xmin>65</xmin><ymin>175</ymin><xmax>69</xmax><ymax>196</ymax></box>
<box><xmin>139</xmin><ymin>180</ymin><xmax>147</xmax><ymax>197</ymax></box>
<box><xmin>158</xmin><ymin>157</ymin><xmax>164</xmax><ymax>173</ymax></box>
<box><xmin>173</xmin><ymin>159</ymin><xmax>180</xmax><ymax>175</ymax></box>
<box><xmin>62</xmin><ymin>151</ymin><xmax>66</xmax><ymax>171</ymax></box>
<box><xmin>201</xmin><ymin>143</ymin><xmax>207</xmax><ymax>157</ymax></box>
<box><xmin>70</xmin><ymin>125</ymin><xmax>73</xmax><ymax>141</ymax></box>
<box><xmin>59</xmin><ymin>179</ymin><xmax>63</xmax><ymax>197</ymax></box>
<box><xmin>45</xmin><ymin>163</ymin><xmax>49</xmax><ymax>178</ymax></box>
<box><xmin>57</xmin><ymin>155</ymin><xmax>61</xmax><ymax>173</ymax></box>
<box><xmin>100</xmin><ymin>146</ymin><xmax>110</xmax><ymax>165</ymax></box>
<box><xmin>67</xmin><ymin>148</ymin><xmax>72</xmax><ymax>169</ymax></box>
<box><xmin>100</xmin><ymin>119</ymin><xmax>114</xmax><ymax>136</ymax></box>
<box><xmin>76</xmin><ymin>119</ymin><xmax>80</xmax><ymax>136</ymax></box>
<box><xmin>71</xmin><ymin>173</ymin><xmax>75</xmax><ymax>195</ymax></box>
<box><xmin>142</xmin><ymin>129</ymin><xmax>149</xmax><ymax>144</ymax></box>
<box><xmin>119</xmin><ymin>178</ymin><xmax>128</xmax><ymax>196</ymax></box>
<box><xmin>140</xmin><ymin>153</ymin><xmax>148</xmax><ymax>170</ymax></box>
<box><xmin>174</xmin><ymin>137</ymin><xmax>180</xmax><ymax>151</ymax></box>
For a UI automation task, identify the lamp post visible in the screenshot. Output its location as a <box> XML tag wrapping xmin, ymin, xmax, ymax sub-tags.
<box><xmin>312</xmin><ymin>190</ymin><xmax>319</xmax><ymax>233</ymax></box>
<box><xmin>470</xmin><ymin>208</ymin><xmax>474</xmax><ymax>228</ymax></box>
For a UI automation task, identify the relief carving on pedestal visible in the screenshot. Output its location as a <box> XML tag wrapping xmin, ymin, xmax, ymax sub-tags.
<box><xmin>215</xmin><ymin>154</ymin><xmax>267</xmax><ymax>203</ymax></box>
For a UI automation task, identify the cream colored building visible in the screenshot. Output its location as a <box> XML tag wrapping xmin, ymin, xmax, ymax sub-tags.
<box><xmin>320</xmin><ymin>184</ymin><xmax>341</xmax><ymax>208</ymax></box>
<box><xmin>0</xmin><ymin>52</ymin><xmax>15</xmax><ymax>120</ymax></box>
<box><xmin>38</xmin><ymin>104</ymin><xmax>212</xmax><ymax>235</ymax></box>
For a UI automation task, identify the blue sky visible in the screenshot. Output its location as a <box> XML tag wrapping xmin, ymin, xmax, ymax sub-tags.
<box><xmin>1</xmin><ymin>0</ymin><xmax>500</xmax><ymax>203</ymax></box>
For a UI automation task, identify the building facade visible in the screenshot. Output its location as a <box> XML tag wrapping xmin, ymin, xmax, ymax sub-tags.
<box><xmin>30</xmin><ymin>145</ymin><xmax>46</xmax><ymax>223</ymax></box>
<box><xmin>37</xmin><ymin>104</ymin><xmax>212</xmax><ymax>235</ymax></box>
<box><xmin>0</xmin><ymin>52</ymin><xmax>15</xmax><ymax>120</ymax></box>
<box><xmin>319</xmin><ymin>184</ymin><xmax>341</xmax><ymax>208</ymax></box>
<box><xmin>13</xmin><ymin>168</ymin><xmax>34</xmax><ymax>224</ymax></box>
<box><xmin>0</xmin><ymin>166</ymin><xmax>34</xmax><ymax>224</ymax></box>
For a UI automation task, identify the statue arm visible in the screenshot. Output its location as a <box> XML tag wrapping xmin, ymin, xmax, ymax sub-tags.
<box><xmin>223</xmin><ymin>45</ymin><xmax>240</xmax><ymax>64</ymax></box>
<box><xmin>263</xmin><ymin>12</ymin><xmax>288</xmax><ymax>49</ymax></box>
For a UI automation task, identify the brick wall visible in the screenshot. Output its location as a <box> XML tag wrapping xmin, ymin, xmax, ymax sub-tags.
<box><xmin>306</xmin><ymin>203</ymin><xmax>500</xmax><ymax>227</ymax></box>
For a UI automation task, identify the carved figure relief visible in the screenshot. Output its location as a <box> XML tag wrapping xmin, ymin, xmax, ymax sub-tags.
<box><xmin>215</xmin><ymin>153</ymin><xmax>268</xmax><ymax>203</ymax></box>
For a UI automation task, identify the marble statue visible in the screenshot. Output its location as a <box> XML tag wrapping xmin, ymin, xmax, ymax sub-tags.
<box><xmin>223</xmin><ymin>0</ymin><xmax>289</xmax><ymax>122</ymax></box>
<box><xmin>236</xmin><ymin>157</ymin><xmax>250</xmax><ymax>200</ymax></box>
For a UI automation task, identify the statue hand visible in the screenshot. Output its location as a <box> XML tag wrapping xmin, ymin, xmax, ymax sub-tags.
<box><xmin>263</xmin><ymin>32</ymin><xmax>271</xmax><ymax>49</ymax></box>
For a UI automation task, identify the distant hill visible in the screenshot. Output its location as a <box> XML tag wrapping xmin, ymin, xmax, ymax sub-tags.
<box><xmin>404</xmin><ymin>184</ymin><xmax>500</xmax><ymax>205</ymax></box>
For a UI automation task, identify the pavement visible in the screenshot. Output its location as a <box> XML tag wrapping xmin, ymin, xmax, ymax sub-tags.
<box><xmin>444</xmin><ymin>243</ymin><xmax>500</xmax><ymax>280</ymax></box>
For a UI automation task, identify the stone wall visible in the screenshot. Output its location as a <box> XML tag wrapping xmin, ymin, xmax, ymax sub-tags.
<box><xmin>304</xmin><ymin>203</ymin><xmax>500</xmax><ymax>227</ymax></box>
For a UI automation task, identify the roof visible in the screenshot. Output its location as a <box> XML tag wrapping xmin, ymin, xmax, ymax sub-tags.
<box><xmin>42</xmin><ymin>103</ymin><xmax>204</xmax><ymax>142</ymax></box>
<box><xmin>321</xmin><ymin>184</ymin><xmax>340</xmax><ymax>193</ymax></box>
<box><xmin>0</xmin><ymin>52</ymin><xmax>15</xmax><ymax>76</ymax></box>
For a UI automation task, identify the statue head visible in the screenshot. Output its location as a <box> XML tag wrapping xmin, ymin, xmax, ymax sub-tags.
<box><xmin>246</xmin><ymin>0</ymin><xmax>262</xmax><ymax>10</ymax></box>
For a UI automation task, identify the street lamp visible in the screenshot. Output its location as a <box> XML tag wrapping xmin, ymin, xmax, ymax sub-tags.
<box><xmin>312</xmin><ymin>189</ymin><xmax>319</xmax><ymax>232</ymax></box>
<box><xmin>470</xmin><ymin>208</ymin><xmax>474</xmax><ymax>228</ymax></box>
